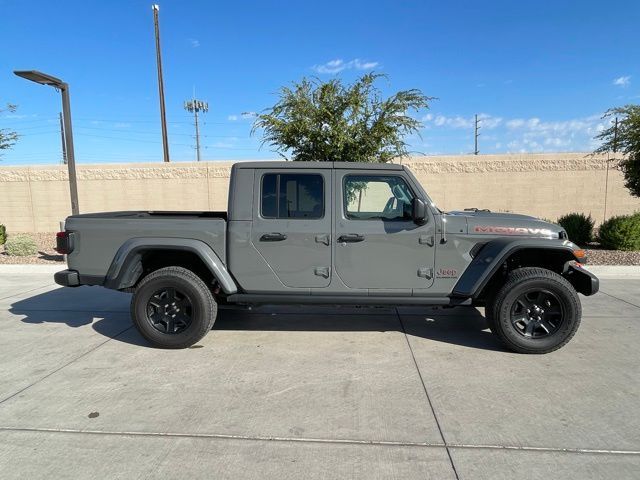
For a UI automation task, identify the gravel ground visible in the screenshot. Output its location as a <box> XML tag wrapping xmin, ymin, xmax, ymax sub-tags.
<box><xmin>584</xmin><ymin>248</ymin><xmax>640</xmax><ymax>265</ymax></box>
<box><xmin>0</xmin><ymin>233</ymin><xmax>64</xmax><ymax>265</ymax></box>
<box><xmin>1</xmin><ymin>233</ymin><xmax>639</xmax><ymax>266</ymax></box>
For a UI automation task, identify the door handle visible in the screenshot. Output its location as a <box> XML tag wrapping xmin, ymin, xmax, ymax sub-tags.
<box><xmin>260</xmin><ymin>232</ymin><xmax>287</xmax><ymax>242</ymax></box>
<box><xmin>338</xmin><ymin>234</ymin><xmax>365</xmax><ymax>243</ymax></box>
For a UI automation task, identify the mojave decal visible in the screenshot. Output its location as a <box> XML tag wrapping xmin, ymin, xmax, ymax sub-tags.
<box><xmin>474</xmin><ymin>225</ymin><xmax>554</xmax><ymax>236</ymax></box>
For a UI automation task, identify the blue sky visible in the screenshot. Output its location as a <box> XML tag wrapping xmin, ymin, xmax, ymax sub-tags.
<box><xmin>1</xmin><ymin>0</ymin><xmax>639</xmax><ymax>165</ymax></box>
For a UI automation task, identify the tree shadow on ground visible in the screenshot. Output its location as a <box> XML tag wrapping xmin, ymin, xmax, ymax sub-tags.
<box><xmin>9</xmin><ymin>287</ymin><xmax>506</xmax><ymax>352</ymax></box>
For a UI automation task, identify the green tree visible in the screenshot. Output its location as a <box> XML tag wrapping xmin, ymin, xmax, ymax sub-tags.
<box><xmin>594</xmin><ymin>105</ymin><xmax>640</xmax><ymax>197</ymax></box>
<box><xmin>0</xmin><ymin>104</ymin><xmax>19</xmax><ymax>156</ymax></box>
<box><xmin>253</xmin><ymin>73</ymin><xmax>432</xmax><ymax>163</ymax></box>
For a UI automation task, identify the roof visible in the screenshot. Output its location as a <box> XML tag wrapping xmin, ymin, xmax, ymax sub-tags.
<box><xmin>232</xmin><ymin>161</ymin><xmax>404</xmax><ymax>171</ymax></box>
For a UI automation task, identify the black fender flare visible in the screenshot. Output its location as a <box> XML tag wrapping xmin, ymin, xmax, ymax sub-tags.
<box><xmin>103</xmin><ymin>237</ymin><xmax>238</xmax><ymax>293</ymax></box>
<box><xmin>452</xmin><ymin>237</ymin><xmax>581</xmax><ymax>298</ymax></box>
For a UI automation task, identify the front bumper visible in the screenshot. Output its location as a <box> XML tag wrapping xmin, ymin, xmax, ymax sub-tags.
<box><xmin>564</xmin><ymin>264</ymin><xmax>599</xmax><ymax>296</ymax></box>
<box><xmin>54</xmin><ymin>269</ymin><xmax>80</xmax><ymax>287</ymax></box>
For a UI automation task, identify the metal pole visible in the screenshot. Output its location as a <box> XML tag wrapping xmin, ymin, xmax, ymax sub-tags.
<box><xmin>194</xmin><ymin>107</ymin><xmax>201</xmax><ymax>161</ymax></box>
<box><xmin>59</xmin><ymin>112</ymin><xmax>67</xmax><ymax>164</ymax></box>
<box><xmin>153</xmin><ymin>5</ymin><xmax>170</xmax><ymax>162</ymax></box>
<box><xmin>474</xmin><ymin>114</ymin><xmax>479</xmax><ymax>155</ymax></box>
<box><xmin>603</xmin><ymin>117</ymin><xmax>619</xmax><ymax>222</ymax></box>
<box><xmin>60</xmin><ymin>84</ymin><xmax>80</xmax><ymax>215</ymax></box>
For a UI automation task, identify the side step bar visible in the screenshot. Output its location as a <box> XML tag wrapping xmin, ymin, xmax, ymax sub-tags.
<box><xmin>225</xmin><ymin>294</ymin><xmax>472</xmax><ymax>307</ymax></box>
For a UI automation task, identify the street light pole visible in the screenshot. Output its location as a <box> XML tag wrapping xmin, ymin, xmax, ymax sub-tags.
<box><xmin>14</xmin><ymin>70</ymin><xmax>80</xmax><ymax>215</ymax></box>
<box><xmin>152</xmin><ymin>4</ymin><xmax>170</xmax><ymax>162</ymax></box>
<box><xmin>59</xmin><ymin>83</ymin><xmax>80</xmax><ymax>215</ymax></box>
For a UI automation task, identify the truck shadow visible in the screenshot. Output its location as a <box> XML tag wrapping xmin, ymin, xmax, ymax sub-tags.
<box><xmin>9</xmin><ymin>287</ymin><xmax>506</xmax><ymax>352</ymax></box>
<box><xmin>214</xmin><ymin>306</ymin><xmax>506</xmax><ymax>352</ymax></box>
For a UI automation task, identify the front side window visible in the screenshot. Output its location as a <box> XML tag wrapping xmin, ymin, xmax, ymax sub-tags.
<box><xmin>261</xmin><ymin>173</ymin><xmax>324</xmax><ymax>219</ymax></box>
<box><xmin>344</xmin><ymin>175</ymin><xmax>414</xmax><ymax>221</ymax></box>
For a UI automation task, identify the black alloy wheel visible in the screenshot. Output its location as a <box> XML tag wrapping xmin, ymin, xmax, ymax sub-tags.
<box><xmin>146</xmin><ymin>287</ymin><xmax>194</xmax><ymax>334</ymax></box>
<box><xmin>510</xmin><ymin>289</ymin><xmax>564</xmax><ymax>338</ymax></box>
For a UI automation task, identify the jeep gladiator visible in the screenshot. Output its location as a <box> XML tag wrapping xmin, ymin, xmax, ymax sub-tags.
<box><xmin>54</xmin><ymin>161</ymin><xmax>599</xmax><ymax>353</ymax></box>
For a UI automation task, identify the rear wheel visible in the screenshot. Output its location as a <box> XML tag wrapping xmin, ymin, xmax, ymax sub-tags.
<box><xmin>131</xmin><ymin>266</ymin><xmax>217</xmax><ymax>349</ymax></box>
<box><xmin>488</xmin><ymin>267</ymin><xmax>581</xmax><ymax>354</ymax></box>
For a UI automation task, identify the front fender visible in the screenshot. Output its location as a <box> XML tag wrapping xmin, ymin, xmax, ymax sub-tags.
<box><xmin>103</xmin><ymin>237</ymin><xmax>238</xmax><ymax>293</ymax></box>
<box><xmin>452</xmin><ymin>237</ymin><xmax>581</xmax><ymax>298</ymax></box>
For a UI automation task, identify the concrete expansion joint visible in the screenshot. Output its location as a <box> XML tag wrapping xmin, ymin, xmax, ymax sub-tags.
<box><xmin>0</xmin><ymin>427</ymin><xmax>638</xmax><ymax>456</ymax></box>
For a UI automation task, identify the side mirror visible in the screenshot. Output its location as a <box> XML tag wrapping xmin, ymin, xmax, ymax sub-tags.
<box><xmin>411</xmin><ymin>198</ymin><xmax>427</xmax><ymax>224</ymax></box>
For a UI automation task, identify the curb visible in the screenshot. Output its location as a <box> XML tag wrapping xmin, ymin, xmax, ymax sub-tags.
<box><xmin>0</xmin><ymin>264</ymin><xmax>64</xmax><ymax>274</ymax></box>
<box><xmin>583</xmin><ymin>265</ymin><xmax>640</xmax><ymax>278</ymax></box>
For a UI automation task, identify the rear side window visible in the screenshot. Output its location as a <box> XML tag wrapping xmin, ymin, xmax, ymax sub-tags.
<box><xmin>261</xmin><ymin>173</ymin><xmax>324</xmax><ymax>219</ymax></box>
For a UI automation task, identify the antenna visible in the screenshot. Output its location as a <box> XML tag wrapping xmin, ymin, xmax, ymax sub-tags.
<box><xmin>184</xmin><ymin>98</ymin><xmax>209</xmax><ymax>161</ymax></box>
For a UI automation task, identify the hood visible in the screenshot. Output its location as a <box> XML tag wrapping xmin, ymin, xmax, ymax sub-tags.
<box><xmin>448</xmin><ymin>209</ymin><xmax>565</xmax><ymax>239</ymax></box>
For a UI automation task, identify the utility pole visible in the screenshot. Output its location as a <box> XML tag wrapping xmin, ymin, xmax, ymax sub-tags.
<box><xmin>603</xmin><ymin>117</ymin><xmax>619</xmax><ymax>222</ymax></box>
<box><xmin>474</xmin><ymin>114</ymin><xmax>481</xmax><ymax>155</ymax></box>
<box><xmin>152</xmin><ymin>4</ymin><xmax>170</xmax><ymax>162</ymax></box>
<box><xmin>184</xmin><ymin>98</ymin><xmax>208</xmax><ymax>161</ymax></box>
<box><xmin>59</xmin><ymin>112</ymin><xmax>67</xmax><ymax>164</ymax></box>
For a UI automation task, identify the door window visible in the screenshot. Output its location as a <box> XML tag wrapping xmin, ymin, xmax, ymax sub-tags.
<box><xmin>261</xmin><ymin>173</ymin><xmax>324</xmax><ymax>219</ymax></box>
<box><xmin>343</xmin><ymin>175</ymin><xmax>414</xmax><ymax>220</ymax></box>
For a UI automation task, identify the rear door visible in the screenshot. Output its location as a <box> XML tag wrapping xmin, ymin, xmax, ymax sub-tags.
<box><xmin>333</xmin><ymin>170</ymin><xmax>436</xmax><ymax>293</ymax></box>
<box><xmin>251</xmin><ymin>169</ymin><xmax>332</xmax><ymax>288</ymax></box>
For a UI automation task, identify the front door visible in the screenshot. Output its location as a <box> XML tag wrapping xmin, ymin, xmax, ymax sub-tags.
<box><xmin>251</xmin><ymin>169</ymin><xmax>332</xmax><ymax>288</ymax></box>
<box><xmin>334</xmin><ymin>171</ymin><xmax>436</xmax><ymax>293</ymax></box>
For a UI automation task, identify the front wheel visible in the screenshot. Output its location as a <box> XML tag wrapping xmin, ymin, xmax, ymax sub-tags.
<box><xmin>489</xmin><ymin>267</ymin><xmax>581</xmax><ymax>354</ymax></box>
<box><xmin>131</xmin><ymin>266</ymin><xmax>217</xmax><ymax>349</ymax></box>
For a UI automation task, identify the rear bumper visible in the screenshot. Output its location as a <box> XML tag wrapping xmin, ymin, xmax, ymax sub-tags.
<box><xmin>564</xmin><ymin>264</ymin><xmax>599</xmax><ymax>296</ymax></box>
<box><xmin>54</xmin><ymin>269</ymin><xmax>80</xmax><ymax>287</ymax></box>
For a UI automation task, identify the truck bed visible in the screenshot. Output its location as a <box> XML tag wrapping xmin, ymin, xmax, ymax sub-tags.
<box><xmin>64</xmin><ymin>211</ymin><xmax>227</xmax><ymax>280</ymax></box>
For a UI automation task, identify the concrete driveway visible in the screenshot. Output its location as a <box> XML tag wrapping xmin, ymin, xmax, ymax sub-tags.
<box><xmin>0</xmin><ymin>268</ymin><xmax>639</xmax><ymax>479</ymax></box>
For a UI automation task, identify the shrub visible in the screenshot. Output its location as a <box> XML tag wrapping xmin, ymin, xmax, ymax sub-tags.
<box><xmin>598</xmin><ymin>213</ymin><xmax>640</xmax><ymax>251</ymax></box>
<box><xmin>557</xmin><ymin>213</ymin><xmax>594</xmax><ymax>245</ymax></box>
<box><xmin>0</xmin><ymin>224</ymin><xmax>6</xmax><ymax>245</ymax></box>
<box><xmin>4</xmin><ymin>234</ymin><xmax>38</xmax><ymax>256</ymax></box>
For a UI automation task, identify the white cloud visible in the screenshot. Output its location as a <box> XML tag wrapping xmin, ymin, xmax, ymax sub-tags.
<box><xmin>477</xmin><ymin>113</ymin><xmax>503</xmax><ymax>129</ymax></box>
<box><xmin>419</xmin><ymin>111</ymin><xmax>612</xmax><ymax>154</ymax></box>
<box><xmin>228</xmin><ymin>112</ymin><xmax>257</xmax><ymax>122</ymax></box>
<box><xmin>312</xmin><ymin>58</ymin><xmax>379</xmax><ymax>74</ymax></box>
<box><xmin>422</xmin><ymin>113</ymin><xmax>502</xmax><ymax>130</ymax></box>
<box><xmin>189</xmin><ymin>38</ymin><xmax>200</xmax><ymax>48</ymax></box>
<box><xmin>502</xmin><ymin>114</ymin><xmax>609</xmax><ymax>153</ymax></box>
<box><xmin>613</xmin><ymin>75</ymin><xmax>631</xmax><ymax>87</ymax></box>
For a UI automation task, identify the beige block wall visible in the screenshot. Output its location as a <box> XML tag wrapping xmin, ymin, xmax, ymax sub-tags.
<box><xmin>1</xmin><ymin>153</ymin><xmax>639</xmax><ymax>233</ymax></box>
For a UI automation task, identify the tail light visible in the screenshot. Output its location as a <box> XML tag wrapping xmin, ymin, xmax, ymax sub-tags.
<box><xmin>55</xmin><ymin>231</ymin><xmax>74</xmax><ymax>255</ymax></box>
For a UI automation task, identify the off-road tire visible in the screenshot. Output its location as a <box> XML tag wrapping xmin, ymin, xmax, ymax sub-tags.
<box><xmin>489</xmin><ymin>267</ymin><xmax>581</xmax><ymax>354</ymax></box>
<box><xmin>131</xmin><ymin>266</ymin><xmax>217</xmax><ymax>349</ymax></box>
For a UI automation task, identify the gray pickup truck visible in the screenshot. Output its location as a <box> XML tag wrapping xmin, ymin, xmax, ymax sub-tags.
<box><xmin>55</xmin><ymin>161</ymin><xmax>598</xmax><ymax>353</ymax></box>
